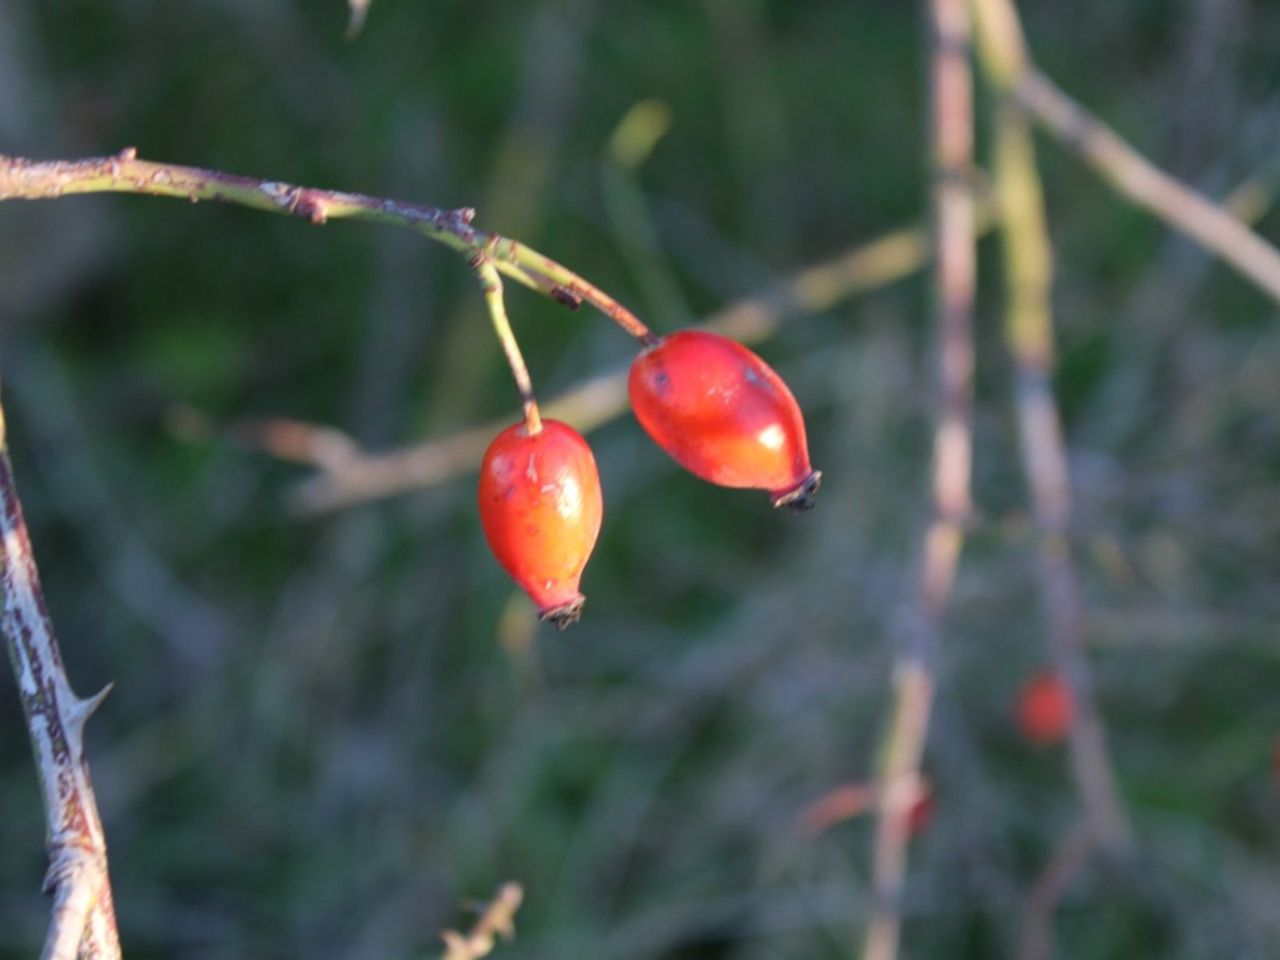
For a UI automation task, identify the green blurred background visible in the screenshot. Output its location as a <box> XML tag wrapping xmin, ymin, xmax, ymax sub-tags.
<box><xmin>2</xmin><ymin>1</ymin><xmax>1280</xmax><ymax>957</ymax></box>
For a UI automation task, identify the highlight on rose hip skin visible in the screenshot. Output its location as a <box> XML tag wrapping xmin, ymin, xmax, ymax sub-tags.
<box><xmin>478</xmin><ymin>419</ymin><xmax>603</xmax><ymax>628</ymax></box>
<box><xmin>627</xmin><ymin>330</ymin><xmax>821</xmax><ymax>509</ymax></box>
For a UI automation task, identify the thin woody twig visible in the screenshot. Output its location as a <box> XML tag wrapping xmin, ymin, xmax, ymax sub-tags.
<box><xmin>971</xmin><ymin>0</ymin><xmax>1131</xmax><ymax>855</ymax></box>
<box><xmin>440</xmin><ymin>882</ymin><xmax>524</xmax><ymax>960</ymax></box>
<box><xmin>1015</xmin><ymin>68</ymin><xmax>1280</xmax><ymax>308</ymax></box>
<box><xmin>166</xmin><ymin>406</ymin><xmax>364</xmax><ymax>474</ymax></box>
<box><xmin>0</xmin><ymin>395</ymin><xmax>121</xmax><ymax>960</ymax></box>
<box><xmin>0</xmin><ymin>150</ymin><xmax>653</xmax><ymax>344</ymax></box>
<box><xmin>861</xmin><ymin>1</ymin><xmax>976</xmax><ymax>958</ymax></box>
<box><xmin>797</xmin><ymin>775</ymin><xmax>930</xmax><ymax>838</ymax></box>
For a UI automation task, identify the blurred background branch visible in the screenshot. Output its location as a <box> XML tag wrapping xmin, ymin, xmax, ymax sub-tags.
<box><xmin>1017</xmin><ymin>69</ymin><xmax>1280</xmax><ymax>306</ymax></box>
<box><xmin>861</xmin><ymin>1</ymin><xmax>976</xmax><ymax>958</ymax></box>
<box><xmin>972</xmin><ymin>0</ymin><xmax>1130</xmax><ymax>853</ymax></box>
<box><xmin>970</xmin><ymin>1</ymin><xmax>1132</xmax><ymax>953</ymax></box>
<box><xmin>439</xmin><ymin>882</ymin><xmax>523</xmax><ymax>960</ymax></box>
<box><xmin>1015</xmin><ymin>819</ymin><xmax>1095</xmax><ymax>960</ymax></box>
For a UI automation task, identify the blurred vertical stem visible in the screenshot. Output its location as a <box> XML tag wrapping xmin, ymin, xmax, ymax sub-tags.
<box><xmin>971</xmin><ymin>0</ymin><xmax>1131</xmax><ymax>859</ymax></box>
<box><xmin>861</xmin><ymin>1</ymin><xmax>975</xmax><ymax>958</ymax></box>
<box><xmin>0</xmin><ymin>392</ymin><xmax>121</xmax><ymax>960</ymax></box>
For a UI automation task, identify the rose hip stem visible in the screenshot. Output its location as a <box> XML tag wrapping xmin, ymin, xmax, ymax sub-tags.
<box><xmin>473</xmin><ymin>256</ymin><xmax>542</xmax><ymax>436</ymax></box>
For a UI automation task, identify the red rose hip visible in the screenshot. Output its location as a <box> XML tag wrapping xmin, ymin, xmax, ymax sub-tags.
<box><xmin>628</xmin><ymin>331</ymin><xmax>820</xmax><ymax>508</ymax></box>
<box><xmin>478</xmin><ymin>419</ymin><xmax>603</xmax><ymax>628</ymax></box>
<box><xmin>1015</xmin><ymin>670</ymin><xmax>1075</xmax><ymax>746</ymax></box>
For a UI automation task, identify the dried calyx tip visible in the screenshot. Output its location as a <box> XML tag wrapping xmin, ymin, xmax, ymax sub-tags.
<box><xmin>772</xmin><ymin>470</ymin><xmax>822</xmax><ymax>512</ymax></box>
<box><xmin>539</xmin><ymin>595</ymin><xmax>586</xmax><ymax>629</ymax></box>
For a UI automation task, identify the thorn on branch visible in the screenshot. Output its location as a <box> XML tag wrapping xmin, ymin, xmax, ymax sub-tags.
<box><xmin>65</xmin><ymin>683</ymin><xmax>114</xmax><ymax>743</ymax></box>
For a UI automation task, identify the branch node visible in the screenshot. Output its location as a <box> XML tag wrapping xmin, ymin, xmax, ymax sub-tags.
<box><xmin>549</xmin><ymin>286</ymin><xmax>584</xmax><ymax>310</ymax></box>
<box><xmin>295</xmin><ymin>194</ymin><xmax>329</xmax><ymax>224</ymax></box>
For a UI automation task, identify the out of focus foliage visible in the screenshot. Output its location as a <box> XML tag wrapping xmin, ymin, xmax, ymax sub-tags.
<box><xmin>2</xmin><ymin>2</ymin><xmax>1280</xmax><ymax>958</ymax></box>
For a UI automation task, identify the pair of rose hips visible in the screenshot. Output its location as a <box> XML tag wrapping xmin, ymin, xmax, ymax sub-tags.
<box><xmin>478</xmin><ymin>330</ymin><xmax>820</xmax><ymax>626</ymax></box>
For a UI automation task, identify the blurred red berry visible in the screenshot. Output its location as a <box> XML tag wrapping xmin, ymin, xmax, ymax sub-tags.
<box><xmin>478</xmin><ymin>420</ymin><xmax>603</xmax><ymax>627</ymax></box>
<box><xmin>908</xmin><ymin>786</ymin><xmax>936</xmax><ymax>836</ymax></box>
<box><xmin>628</xmin><ymin>330</ymin><xmax>821</xmax><ymax>509</ymax></box>
<box><xmin>1015</xmin><ymin>670</ymin><xmax>1075</xmax><ymax>745</ymax></box>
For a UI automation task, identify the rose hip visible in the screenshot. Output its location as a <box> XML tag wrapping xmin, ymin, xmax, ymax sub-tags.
<box><xmin>628</xmin><ymin>330</ymin><xmax>820</xmax><ymax>509</ymax></box>
<box><xmin>478</xmin><ymin>420</ymin><xmax>603</xmax><ymax>628</ymax></box>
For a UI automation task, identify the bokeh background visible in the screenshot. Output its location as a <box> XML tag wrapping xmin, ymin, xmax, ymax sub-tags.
<box><xmin>3</xmin><ymin>2</ymin><xmax>1280</xmax><ymax>957</ymax></box>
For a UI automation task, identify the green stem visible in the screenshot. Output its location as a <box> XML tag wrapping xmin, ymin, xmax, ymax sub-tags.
<box><xmin>473</xmin><ymin>258</ymin><xmax>542</xmax><ymax>435</ymax></box>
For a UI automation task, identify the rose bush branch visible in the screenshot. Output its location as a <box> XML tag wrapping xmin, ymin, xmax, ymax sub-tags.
<box><xmin>1016</xmin><ymin>820</ymin><xmax>1096</xmax><ymax>960</ymax></box>
<box><xmin>980</xmin><ymin>27</ymin><xmax>1280</xmax><ymax>306</ymax></box>
<box><xmin>0</xmin><ymin>395</ymin><xmax>121</xmax><ymax>960</ymax></box>
<box><xmin>861</xmin><ymin>1</ymin><xmax>976</xmax><ymax>958</ymax></box>
<box><xmin>972</xmin><ymin>0</ymin><xmax>1131</xmax><ymax>855</ymax></box>
<box><xmin>0</xmin><ymin>150</ymin><xmax>654</xmax><ymax>344</ymax></box>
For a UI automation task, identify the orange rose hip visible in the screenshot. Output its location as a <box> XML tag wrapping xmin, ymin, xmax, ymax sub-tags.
<box><xmin>628</xmin><ymin>330</ymin><xmax>821</xmax><ymax>509</ymax></box>
<box><xmin>478</xmin><ymin>420</ymin><xmax>603</xmax><ymax>628</ymax></box>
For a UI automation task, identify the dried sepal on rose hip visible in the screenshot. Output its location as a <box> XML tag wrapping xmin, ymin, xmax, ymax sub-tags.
<box><xmin>628</xmin><ymin>330</ymin><xmax>821</xmax><ymax>509</ymax></box>
<box><xmin>478</xmin><ymin>419</ymin><xmax>603</xmax><ymax>628</ymax></box>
